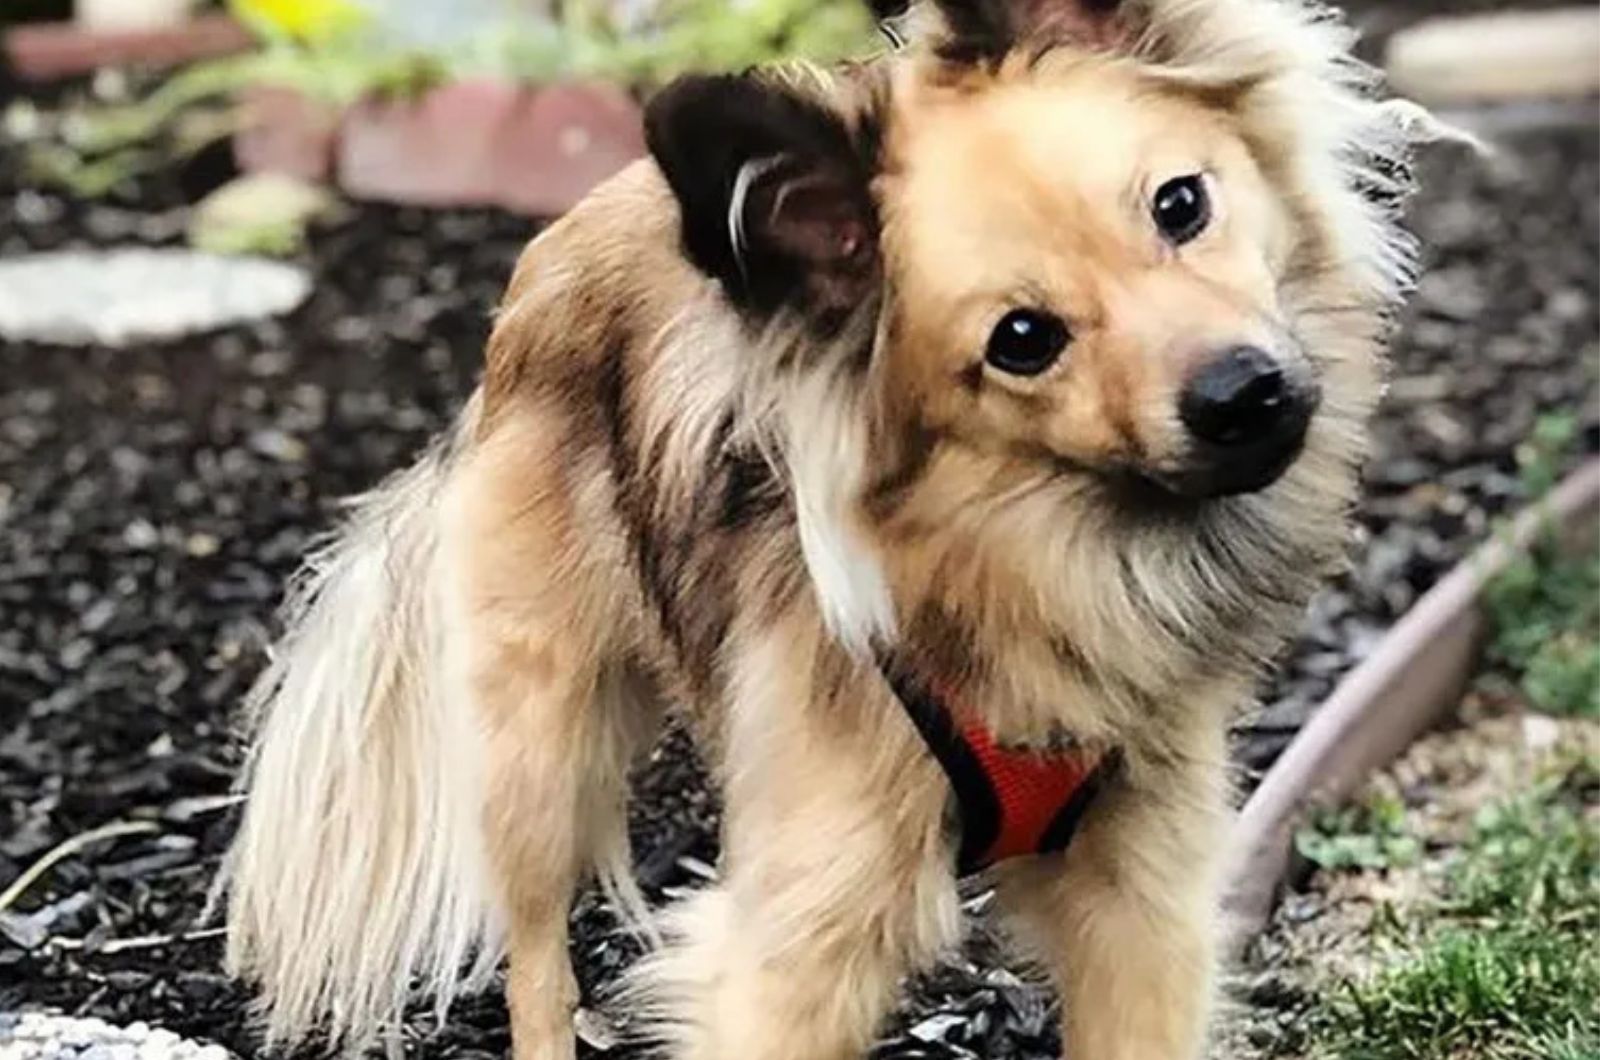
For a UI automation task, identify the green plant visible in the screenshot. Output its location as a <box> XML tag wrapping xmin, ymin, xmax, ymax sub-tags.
<box><xmin>1483</xmin><ymin>414</ymin><xmax>1600</xmax><ymax>719</ymax></box>
<box><xmin>452</xmin><ymin>0</ymin><xmax>879</xmax><ymax>85</ymax></box>
<box><xmin>1514</xmin><ymin>413</ymin><xmax>1579</xmax><ymax>502</ymax></box>
<box><xmin>20</xmin><ymin>0</ymin><xmax>882</xmax><ymax>200</ymax></box>
<box><xmin>1328</xmin><ymin>927</ymin><xmax>1599</xmax><ymax>1060</ymax></box>
<box><xmin>1296</xmin><ymin>794</ymin><xmax>1421</xmax><ymax>872</ymax></box>
<box><xmin>1484</xmin><ymin>548</ymin><xmax>1600</xmax><ymax>719</ymax></box>
<box><xmin>19</xmin><ymin>95</ymin><xmax>238</xmax><ymax>198</ymax></box>
<box><xmin>598</xmin><ymin>0</ymin><xmax>879</xmax><ymax>82</ymax></box>
<box><xmin>19</xmin><ymin>3</ymin><xmax>446</xmax><ymax>199</ymax></box>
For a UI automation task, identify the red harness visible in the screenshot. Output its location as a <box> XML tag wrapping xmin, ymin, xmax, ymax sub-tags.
<box><xmin>876</xmin><ymin>653</ymin><xmax>1114</xmax><ymax>875</ymax></box>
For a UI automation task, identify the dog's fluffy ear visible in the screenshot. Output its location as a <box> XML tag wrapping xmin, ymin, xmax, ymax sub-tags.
<box><xmin>930</xmin><ymin>0</ymin><xmax>1127</xmax><ymax>61</ymax></box>
<box><xmin>645</xmin><ymin>74</ymin><xmax>879</xmax><ymax>322</ymax></box>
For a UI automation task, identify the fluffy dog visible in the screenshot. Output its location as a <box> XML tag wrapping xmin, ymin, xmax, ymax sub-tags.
<box><xmin>219</xmin><ymin>1</ymin><xmax>1432</xmax><ymax>1056</ymax></box>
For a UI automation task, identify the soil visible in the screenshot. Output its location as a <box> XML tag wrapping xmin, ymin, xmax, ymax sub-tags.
<box><xmin>2</xmin><ymin>13</ymin><xmax>1598</xmax><ymax>1059</ymax></box>
<box><xmin>1215</xmin><ymin>693</ymin><xmax>1599</xmax><ymax>1060</ymax></box>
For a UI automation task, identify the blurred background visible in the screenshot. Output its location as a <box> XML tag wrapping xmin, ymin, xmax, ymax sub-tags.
<box><xmin>0</xmin><ymin>2</ymin><xmax>1595</xmax><ymax>1058</ymax></box>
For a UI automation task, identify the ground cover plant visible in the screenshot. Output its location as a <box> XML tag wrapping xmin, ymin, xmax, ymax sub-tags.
<box><xmin>1482</xmin><ymin>418</ymin><xmax>1600</xmax><ymax>721</ymax></box>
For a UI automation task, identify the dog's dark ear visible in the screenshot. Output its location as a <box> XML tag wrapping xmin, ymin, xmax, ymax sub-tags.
<box><xmin>931</xmin><ymin>0</ymin><xmax>1126</xmax><ymax>61</ymax></box>
<box><xmin>645</xmin><ymin>74</ymin><xmax>879</xmax><ymax>321</ymax></box>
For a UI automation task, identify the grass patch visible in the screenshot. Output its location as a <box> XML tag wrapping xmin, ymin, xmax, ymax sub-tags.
<box><xmin>1452</xmin><ymin>763</ymin><xmax>1599</xmax><ymax>924</ymax></box>
<box><xmin>1316</xmin><ymin>759</ymin><xmax>1600</xmax><ymax>1060</ymax></box>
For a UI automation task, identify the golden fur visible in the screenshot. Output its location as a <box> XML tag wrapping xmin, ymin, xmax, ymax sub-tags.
<box><xmin>218</xmin><ymin>1</ymin><xmax>1434</xmax><ymax>1056</ymax></box>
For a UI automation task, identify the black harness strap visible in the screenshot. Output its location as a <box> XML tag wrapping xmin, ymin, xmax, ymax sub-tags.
<box><xmin>875</xmin><ymin>649</ymin><xmax>1119</xmax><ymax>876</ymax></box>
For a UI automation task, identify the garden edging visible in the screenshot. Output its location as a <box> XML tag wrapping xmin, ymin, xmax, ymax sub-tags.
<box><xmin>3</xmin><ymin>14</ymin><xmax>251</xmax><ymax>82</ymax></box>
<box><xmin>235</xmin><ymin>78</ymin><xmax>645</xmax><ymax>218</ymax></box>
<box><xmin>1226</xmin><ymin>458</ymin><xmax>1600</xmax><ymax>941</ymax></box>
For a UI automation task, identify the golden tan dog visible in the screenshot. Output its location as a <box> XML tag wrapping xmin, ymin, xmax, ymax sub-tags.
<box><xmin>219</xmin><ymin>1</ymin><xmax>1433</xmax><ymax>1056</ymax></box>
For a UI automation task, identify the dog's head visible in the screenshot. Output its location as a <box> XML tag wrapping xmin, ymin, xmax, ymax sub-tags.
<box><xmin>646</xmin><ymin>0</ymin><xmax>1419</xmax><ymax>656</ymax></box>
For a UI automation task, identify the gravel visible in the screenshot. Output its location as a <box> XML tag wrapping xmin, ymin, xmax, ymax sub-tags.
<box><xmin>1</xmin><ymin>33</ymin><xmax>1596</xmax><ymax>1060</ymax></box>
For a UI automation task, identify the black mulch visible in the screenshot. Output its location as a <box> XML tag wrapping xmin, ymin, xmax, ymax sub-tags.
<box><xmin>1</xmin><ymin>81</ymin><xmax>1596</xmax><ymax>1060</ymax></box>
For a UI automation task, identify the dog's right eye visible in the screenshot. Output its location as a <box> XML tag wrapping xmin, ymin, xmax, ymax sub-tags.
<box><xmin>986</xmin><ymin>309</ymin><xmax>1070</xmax><ymax>377</ymax></box>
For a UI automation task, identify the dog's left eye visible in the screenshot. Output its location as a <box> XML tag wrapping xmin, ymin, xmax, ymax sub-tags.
<box><xmin>1152</xmin><ymin>175</ymin><xmax>1211</xmax><ymax>245</ymax></box>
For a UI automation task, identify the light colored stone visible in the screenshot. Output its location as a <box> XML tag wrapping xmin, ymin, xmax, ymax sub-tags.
<box><xmin>1386</xmin><ymin>8</ymin><xmax>1600</xmax><ymax>105</ymax></box>
<box><xmin>0</xmin><ymin>1013</ymin><xmax>233</xmax><ymax>1059</ymax></box>
<box><xmin>0</xmin><ymin>248</ymin><xmax>311</xmax><ymax>347</ymax></box>
<box><xmin>1522</xmin><ymin>712</ymin><xmax>1562</xmax><ymax>752</ymax></box>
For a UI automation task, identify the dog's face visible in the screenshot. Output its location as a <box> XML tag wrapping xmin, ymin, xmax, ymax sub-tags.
<box><xmin>882</xmin><ymin>60</ymin><xmax>1318</xmax><ymax>499</ymax></box>
<box><xmin>646</xmin><ymin>0</ymin><xmax>1411</xmax><ymax>660</ymax></box>
<box><xmin>647</xmin><ymin>0</ymin><xmax>1396</xmax><ymax>521</ymax></box>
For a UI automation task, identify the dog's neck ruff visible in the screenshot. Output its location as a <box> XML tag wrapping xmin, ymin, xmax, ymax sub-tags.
<box><xmin>875</xmin><ymin>652</ymin><xmax>1115</xmax><ymax>876</ymax></box>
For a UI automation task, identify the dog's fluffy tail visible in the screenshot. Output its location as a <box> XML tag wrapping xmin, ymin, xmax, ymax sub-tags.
<box><xmin>215</xmin><ymin>398</ymin><xmax>500</xmax><ymax>1054</ymax></box>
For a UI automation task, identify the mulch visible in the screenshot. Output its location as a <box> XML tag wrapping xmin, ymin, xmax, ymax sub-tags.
<box><xmin>1</xmin><ymin>33</ymin><xmax>1597</xmax><ymax>1060</ymax></box>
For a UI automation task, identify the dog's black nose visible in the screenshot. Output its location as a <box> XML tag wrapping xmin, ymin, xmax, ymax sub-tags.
<box><xmin>1180</xmin><ymin>347</ymin><xmax>1298</xmax><ymax>446</ymax></box>
<box><xmin>1171</xmin><ymin>347</ymin><xmax>1318</xmax><ymax>497</ymax></box>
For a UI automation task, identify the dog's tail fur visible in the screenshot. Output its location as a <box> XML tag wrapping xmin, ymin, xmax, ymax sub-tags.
<box><xmin>215</xmin><ymin>396</ymin><xmax>501</xmax><ymax>1054</ymax></box>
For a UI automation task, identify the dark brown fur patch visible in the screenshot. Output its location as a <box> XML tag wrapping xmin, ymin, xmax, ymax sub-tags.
<box><xmin>596</xmin><ymin>333</ymin><xmax>815</xmax><ymax>702</ymax></box>
<box><xmin>905</xmin><ymin>600</ymin><xmax>992</xmax><ymax>691</ymax></box>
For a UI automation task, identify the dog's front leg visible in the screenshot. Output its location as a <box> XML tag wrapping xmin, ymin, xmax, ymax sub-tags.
<box><xmin>639</xmin><ymin>635</ymin><xmax>961</xmax><ymax>1060</ymax></box>
<box><xmin>995</xmin><ymin>756</ymin><xmax>1228</xmax><ymax>1060</ymax></box>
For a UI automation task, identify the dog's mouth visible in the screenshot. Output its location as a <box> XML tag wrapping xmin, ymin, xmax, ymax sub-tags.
<box><xmin>1150</xmin><ymin>426</ymin><xmax>1312</xmax><ymax>499</ymax></box>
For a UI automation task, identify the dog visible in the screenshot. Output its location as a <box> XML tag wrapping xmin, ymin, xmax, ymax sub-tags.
<box><xmin>217</xmin><ymin>1</ymin><xmax>1433</xmax><ymax>1056</ymax></box>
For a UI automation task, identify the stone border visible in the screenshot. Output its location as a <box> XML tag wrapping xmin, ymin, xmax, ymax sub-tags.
<box><xmin>1226</xmin><ymin>458</ymin><xmax>1600</xmax><ymax>939</ymax></box>
<box><xmin>235</xmin><ymin>79</ymin><xmax>644</xmax><ymax>218</ymax></box>
<box><xmin>3</xmin><ymin>14</ymin><xmax>250</xmax><ymax>82</ymax></box>
<box><xmin>329</xmin><ymin>79</ymin><xmax>644</xmax><ymax>217</ymax></box>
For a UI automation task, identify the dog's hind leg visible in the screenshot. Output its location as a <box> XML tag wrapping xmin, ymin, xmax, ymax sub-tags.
<box><xmin>444</xmin><ymin>411</ymin><xmax>659</xmax><ymax>1060</ymax></box>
